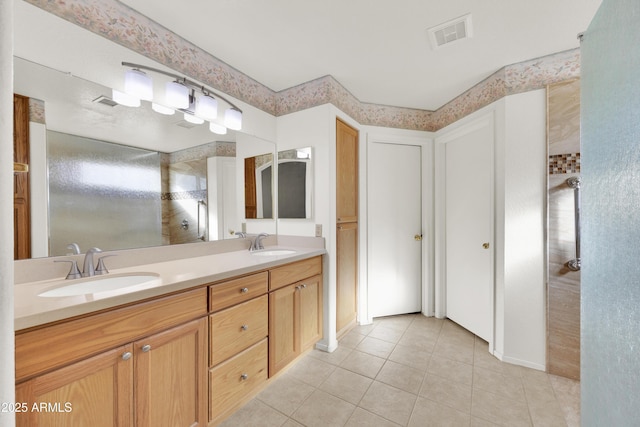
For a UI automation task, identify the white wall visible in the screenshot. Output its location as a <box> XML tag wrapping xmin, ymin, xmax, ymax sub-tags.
<box><xmin>436</xmin><ymin>89</ymin><xmax>547</xmax><ymax>369</ymax></box>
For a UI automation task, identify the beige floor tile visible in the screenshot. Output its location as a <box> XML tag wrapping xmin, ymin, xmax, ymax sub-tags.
<box><xmin>409</xmin><ymin>396</ymin><xmax>471</xmax><ymax>427</ymax></box>
<box><xmin>433</xmin><ymin>338</ymin><xmax>474</xmax><ymax>365</ymax></box>
<box><xmin>398</xmin><ymin>330</ymin><xmax>438</xmax><ymax>354</ymax></box>
<box><xmin>319</xmin><ymin>367</ymin><xmax>373</xmax><ymax>405</ymax></box>
<box><xmin>471</xmin><ymin>389</ymin><xmax>532</xmax><ymax>427</ymax></box>
<box><xmin>359</xmin><ymin>381</ymin><xmax>418</xmax><ymax>426</ymax></box>
<box><xmin>219</xmin><ymin>398</ymin><xmax>289</xmax><ymax>427</ymax></box>
<box><xmin>345</xmin><ymin>407</ymin><xmax>402</xmax><ymax>427</ymax></box>
<box><xmin>376</xmin><ymin>314</ymin><xmax>416</xmax><ymax>331</ymax></box>
<box><xmin>257</xmin><ymin>373</ymin><xmax>316</xmax><ymax>416</ymax></box>
<box><xmin>473</xmin><ymin>366</ymin><xmax>526</xmax><ymax>402</ymax></box>
<box><xmin>428</xmin><ymin>355</ymin><xmax>473</xmax><ymax>386</ymax></box>
<box><xmin>470</xmin><ymin>416</ymin><xmax>500</xmax><ymax>426</ymax></box>
<box><xmin>376</xmin><ymin>360</ymin><xmax>425</xmax><ymax>394</ymax></box>
<box><xmin>340</xmin><ymin>330</ymin><xmax>367</xmax><ymax>349</ymax></box>
<box><xmin>368</xmin><ymin>325</ymin><xmax>406</xmax><ymax>343</ymax></box>
<box><xmin>308</xmin><ymin>346</ymin><xmax>353</xmax><ymax>366</ymax></box>
<box><xmin>340</xmin><ymin>349</ymin><xmax>386</xmax><ymax>378</ymax></box>
<box><xmin>389</xmin><ymin>343</ymin><xmax>432</xmax><ymax>372</ymax></box>
<box><xmin>291</xmin><ymin>389</ymin><xmax>356</xmax><ymax>427</ymax></box>
<box><xmin>549</xmin><ymin>374</ymin><xmax>580</xmax><ymax>427</ymax></box>
<box><xmin>287</xmin><ymin>355</ymin><xmax>336</xmax><ymax>387</ymax></box>
<box><xmin>282</xmin><ymin>419</ymin><xmax>305</xmax><ymax>427</ymax></box>
<box><xmin>352</xmin><ymin>323</ymin><xmax>377</xmax><ymax>336</ymax></box>
<box><xmin>356</xmin><ymin>336</ymin><xmax>396</xmax><ymax>359</ymax></box>
<box><xmin>420</xmin><ymin>373</ymin><xmax>472</xmax><ymax>413</ymax></box>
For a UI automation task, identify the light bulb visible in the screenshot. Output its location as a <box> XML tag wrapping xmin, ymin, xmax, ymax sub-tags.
<box><xmin>165</xmin><ymin>81</ymin><xmax>189</xmax><ymax>109</ymax></box>
<box><xmin>209</xmin><ymin>122</ymin><xmax>227</xmax><ymax>135</ymax></box>
<box><xmin>195</xmin><ymin>94</ymin><xmax>218</xmax><ymax>121</ymax></box>
<box><xmin>124</xmin><ymin>69</ymin><xmax>153</xmax><ymax>101</ymax></box>
<box><xmin>224</xmin><ymin>108</ymin><xmax>242</xmax><ymax>130</ymax></box>
<box><xmin>151</xmin><ymin>103</ymin><xmax>175</xmax><ymax>115</ymax></box>
<box><xmin>112</xmin><ymin>89</ymin><xmax>140</xmax><ymax>107</ymax></box>
<box><xmin>183</xmin><ymin>112</ymin><xmax>204</xmax><ymax>125</ymax></box>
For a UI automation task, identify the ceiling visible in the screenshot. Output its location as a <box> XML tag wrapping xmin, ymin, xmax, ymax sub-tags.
<box><xmin>118</xmin><ymin>0</ymin><xmax>602</xmax><ymax>111</ymax></box>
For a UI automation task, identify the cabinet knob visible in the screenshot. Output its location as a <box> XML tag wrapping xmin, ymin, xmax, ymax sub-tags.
<box><xmin>301</xmin><ymin>284</ymin><xmax>307</xmax><ymax>289</ymax></box>
<box><xmin>482</xmin><ymin>242</ymin><xmax>490</xmax><ymax>249</ymax></box>
<box><xmin>240</xmin><ymin>287</ymin><xmax>249</xmax><ymax>293</ymax></box>
<box><xmin>241</xmin><ymin>324</ymin><xmax>249</xmax><ymax>331</ymax></box>
<box><xmin>141</xmin><ymin>344</ymin><xmax>151</xmax><ymax>353</ymax></box>
<box><xmin>240</xmin><ymin>373</ymin><xmax>248</xmax><ymax>381</ymax></box>
<box><xmin>122</xmin><ymin>352</ymin><xmax>132</xmax><ymax>361</ymax></box>
<box><xmin>295</xmin><ymin>285</ymin><xmax>302</xmax><ymax>290</ymax></box>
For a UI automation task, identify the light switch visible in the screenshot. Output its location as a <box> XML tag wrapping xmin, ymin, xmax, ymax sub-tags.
<box><xmin>315</xmin><ymin>224</ymin><xmax>322</xmax><ymax>237</ymax></box>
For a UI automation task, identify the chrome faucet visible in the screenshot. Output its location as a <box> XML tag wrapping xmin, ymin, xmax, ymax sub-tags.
<box><xmin>82</xmin><ymin>247</ymin><xmax>102</xmax><ymax>277</ymax></box>
<box><xmin>250</xmin><ymin>233</ymin><xmax>269</xmax><ymax>251</ymax></box>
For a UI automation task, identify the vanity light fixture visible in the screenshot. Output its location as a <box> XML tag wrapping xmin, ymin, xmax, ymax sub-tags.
<box><xmin>209</xmin><ymin>122</ymin><xmax>227</xmax><ymax>135</ymax></box>
<box><xmin>183</xmin><ymin>112</ymin><xmax>205</xmax><ymax>125</ymax></box>
<box><xmin>112</xmin><ymin>89</ymin><xmax>140</xmax><ymax>107</ymax></box>
<box><xmin>121</xmin><ymin>62</ymin><xmax>243</xmax><ymax>132</ymax></box>
<box><xmin>124</xmin><ymin>69</ymin><xmax>153</xmax><ymax>101</ymax></box>
<box><xmin>151</xmin><ymin>102</ymin><xmax>175</xmax><ymax>115</ymax></box>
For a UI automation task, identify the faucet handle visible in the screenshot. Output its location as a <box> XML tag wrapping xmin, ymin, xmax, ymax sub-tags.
<box><xmin>95</xmin><ymin>255</ymin><xmax>116</xmax><ymax>275</ymax></box>
<box><xmin>54</xmin><ymin>259</ymin><xmax>83</xmax><ymax>280</ymax></box>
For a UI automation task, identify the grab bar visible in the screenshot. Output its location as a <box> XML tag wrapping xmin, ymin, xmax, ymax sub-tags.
<box><xmin>197</xmin><ymin>199</ymin><xmax>208</xmax><ymax>241</ymax></box>
<box><xmin>566</xmin><ymin>176</ymin><xmax>581</xmax><ymax>271</ymax></box>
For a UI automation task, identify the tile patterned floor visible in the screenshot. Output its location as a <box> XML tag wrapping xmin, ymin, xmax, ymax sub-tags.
<box><xmin>220</xmin><ymin>314</ymin><xmax>580</xmax><ymax>427</ymax></box>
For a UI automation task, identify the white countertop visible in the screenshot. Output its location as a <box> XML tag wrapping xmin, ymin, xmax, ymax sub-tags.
<box><xmin>15</xmin><ymin>246</ymin><xmax>325</xmax><ymax>331</ymax></box>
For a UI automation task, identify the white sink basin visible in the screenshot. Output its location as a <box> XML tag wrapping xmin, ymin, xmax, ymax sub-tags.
<box><xmin>38</xmin><ymin>273</ymin><xmax>161</xmax><ymax>297</ymax></box>
<box><xmin>250</xmin><ymin>249</ymin><xmax>296</xmax><ymax>257</ymax></box>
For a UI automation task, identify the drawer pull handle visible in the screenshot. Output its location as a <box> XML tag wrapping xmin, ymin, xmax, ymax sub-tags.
<box><xmin>122</xmin><ymin>352</ymin><xmax>132</xmax><ymax>361</ymax></box>
<box><xmin>241</xmin><ymin>325</ymin><xmax>249</xmax><ymax>331</ymax></box>
<box><xmin>141</xmin><ymin>344</ymin><xmax>151</xmax><ymax>353</ymax></box>
<box><xmin>240</xmin><ymin>373</ymin><xmax>248</xmax><ymax>381</ymax></box>
<box><xmin>240</xmin><ymin>287</ymin><xmax>249</xmax><ymax>293</ymax></box>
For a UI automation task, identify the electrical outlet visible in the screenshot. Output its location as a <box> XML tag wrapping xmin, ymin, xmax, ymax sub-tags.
<box><xmin>315</xmin><ymin>224</ymin><xmax>322</xmax><ymax>237</ymax></box>
<box><xmin>241</xmin><ymin>222</ymin><xmax>247</xmax><ymax>233</ymax></box>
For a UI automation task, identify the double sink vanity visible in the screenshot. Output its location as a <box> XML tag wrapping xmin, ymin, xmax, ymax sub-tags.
<box><xmin>13</xmin><ymin>236</ymin><xmax>325</xmax><ymax>426</ymax></box>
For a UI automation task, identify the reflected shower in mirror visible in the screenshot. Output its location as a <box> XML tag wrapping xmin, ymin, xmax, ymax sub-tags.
<box><xmin>277</xmin><ymin>147</ymin><xmax>312</xmax><ymax>219</ymax></box>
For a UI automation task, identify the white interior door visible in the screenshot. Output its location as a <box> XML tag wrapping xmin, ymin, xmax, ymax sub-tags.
<box><xmin>444</xmin><ymin>120</ymin><xmax>493</xmax><ymax>341</ymax></box>
<box><xmin>368</xmin><ymin>142</ymin><xmax>422</xmax><ymax>318</ymax></box>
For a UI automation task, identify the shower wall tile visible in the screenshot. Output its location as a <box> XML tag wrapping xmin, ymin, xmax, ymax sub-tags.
<box><xmin>547</xmin><ymin>77</ymin><xmax>581</xmax><ymax>380</ymax></box>
<box><xmin>548</xmin><ymin>79</ymin><xmax>581</xmax><ymax>156</ymax></box>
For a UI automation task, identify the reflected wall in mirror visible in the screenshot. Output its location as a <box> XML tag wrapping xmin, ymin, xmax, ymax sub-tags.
<box><xmin>278</xmin><ymin>147</ymin><xmax>313</xmax><ymax>219</ymax></box>
<box><xmin>13</xmin><ymin>1</ymin><xmax>276</xmax><ymax>258</ymax></box>
<box><xmin>244</xmin><ymin>153</ymin><xmax>274</xmax><ymax>219</ymax></box>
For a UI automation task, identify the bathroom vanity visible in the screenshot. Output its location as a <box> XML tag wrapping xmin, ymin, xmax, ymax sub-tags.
<box><xmin>13</xmin><ymin>241</ymin><xmax>324</xmax><ymax>426</ymax></box>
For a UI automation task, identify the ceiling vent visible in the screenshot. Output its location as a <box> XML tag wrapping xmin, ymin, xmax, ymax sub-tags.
<box><xmin>92</xmin><ymin>95</ymin><xmax>118</xmax><ymax>107</ymax></box>
<box><xmin>175</xmin><ymin>120</ymin><xmax>199</xmax><ymax>129</ymax></box>
<box><xmin>427</xmin><ymin>14</ymin><xmax>473</xmax><ymax>50</ymax></box>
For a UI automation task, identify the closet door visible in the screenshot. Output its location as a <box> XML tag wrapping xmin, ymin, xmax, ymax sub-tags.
<box><xmin>336</xmin><ymin>119</ymin><xmax>358</xmax><ymax>334</ymax></box>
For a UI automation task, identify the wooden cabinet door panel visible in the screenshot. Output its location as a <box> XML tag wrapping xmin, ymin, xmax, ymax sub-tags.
<box><xmin>337</xmin><ymin>223</ymin><xmax>358</xmax><ymax>332</ymax></box>
<box><xmin>299</xmin><ymin>275</ymin><xmax>322</xmax><ymax>351</ymax></box>
<box><xmin>134</xmin><ymin>317</ymin><xmax>207</xmax><ymax>427</ymax></box>
<box><xmin>336</xmin><ymin>118</ymin><xmax>359</xmax><ymax>222</ymax></box>
<box><xmin>268</xmin><ymin>284</ymin><xmax>298</xmax><ymax>375</ymax></box>
<box><xmin>15</xmin><ymin>344</ymin><xmax>133</xmax><ymax>427</ymax></box>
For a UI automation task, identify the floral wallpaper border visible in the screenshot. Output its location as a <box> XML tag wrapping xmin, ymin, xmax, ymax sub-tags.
<box><xmin>26</xmin><ymin>0</ymin><xmax>581</xmax><ymax>132</ymax></box>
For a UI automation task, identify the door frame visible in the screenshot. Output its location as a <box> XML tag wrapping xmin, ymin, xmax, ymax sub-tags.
<box><xmin>360</xmin><ymin>130</ymin><xmax>434</xmax><ymax>325</ymax></box>
<box><xmin>434</xmin><ymin>112</ymin><xmax>496</xmax><ymax>350</ymax></box>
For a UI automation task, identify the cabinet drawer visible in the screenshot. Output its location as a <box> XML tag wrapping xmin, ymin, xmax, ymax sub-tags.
<box><xmin>209</xmin><ymin>295</ymin><xmax>268</xmax><ymax>366</ymax></box>
<box><xmin>209</xmin><ymin>272</ymin><xmax>268</xmax><ymax>312</ymax></box>
<box><xmin>15</xmin><ymin>288</ymin><xmax>207</xmax><ymax>382</ymax></box>
<box><xmin>269</xmin><ymin>256</ymin><xmax>322</xmax><ymax>291</ymax></box>
<box><xmin>209</xmin><ymin>338</ymin><xmax>268</xmax><ymax>423</ymax></box>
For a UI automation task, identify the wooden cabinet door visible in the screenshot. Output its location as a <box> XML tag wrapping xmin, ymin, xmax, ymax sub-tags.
<box><xmin>268</xmin><ymin>284</ymin><xmax>298</xmax><ymax>376</ymax></box>
<box><xmin>299</xmin><ymin>275</ymin><xmax>323</xmax><ymax>351</ymax></box>
<box><xmin>13</xmin><ymin>94</ymin><xmax>30</xmax><ymax>259</ymax></box>
<box><xmin>336</xmin><ymin>118</ymin><xmax>359</xmax><ymax>223</ymax></box>
<box><xmin>134</xmin><ymin>317</ymin><xmax>207</xmax><ymax>427</ymax></box>
<box><xmin>337</xmin><ymin>222</ymin><xmax>358</xmax><ymax>333</ymax></box>
<box><xmin>15</xmin><ymin>344</ymin><xmax>133</xmax><ymax>427</ymax></box>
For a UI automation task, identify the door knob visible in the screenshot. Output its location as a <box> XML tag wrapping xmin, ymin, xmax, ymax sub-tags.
<box><xmin>482</xmin><ymin>242</ymin><xmax>490</xmax><ymax>249</ymax></box>
<box><xmin>414</xmin><ymin>234</ymin><xmax>423</xmax><ymax>241</ymax></box>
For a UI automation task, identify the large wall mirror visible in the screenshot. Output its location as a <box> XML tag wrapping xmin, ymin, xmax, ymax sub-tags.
<box><xmin>13</xmin><ymin>1</ymin><xmax>276</xmax><ymax>258</ymax></box>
